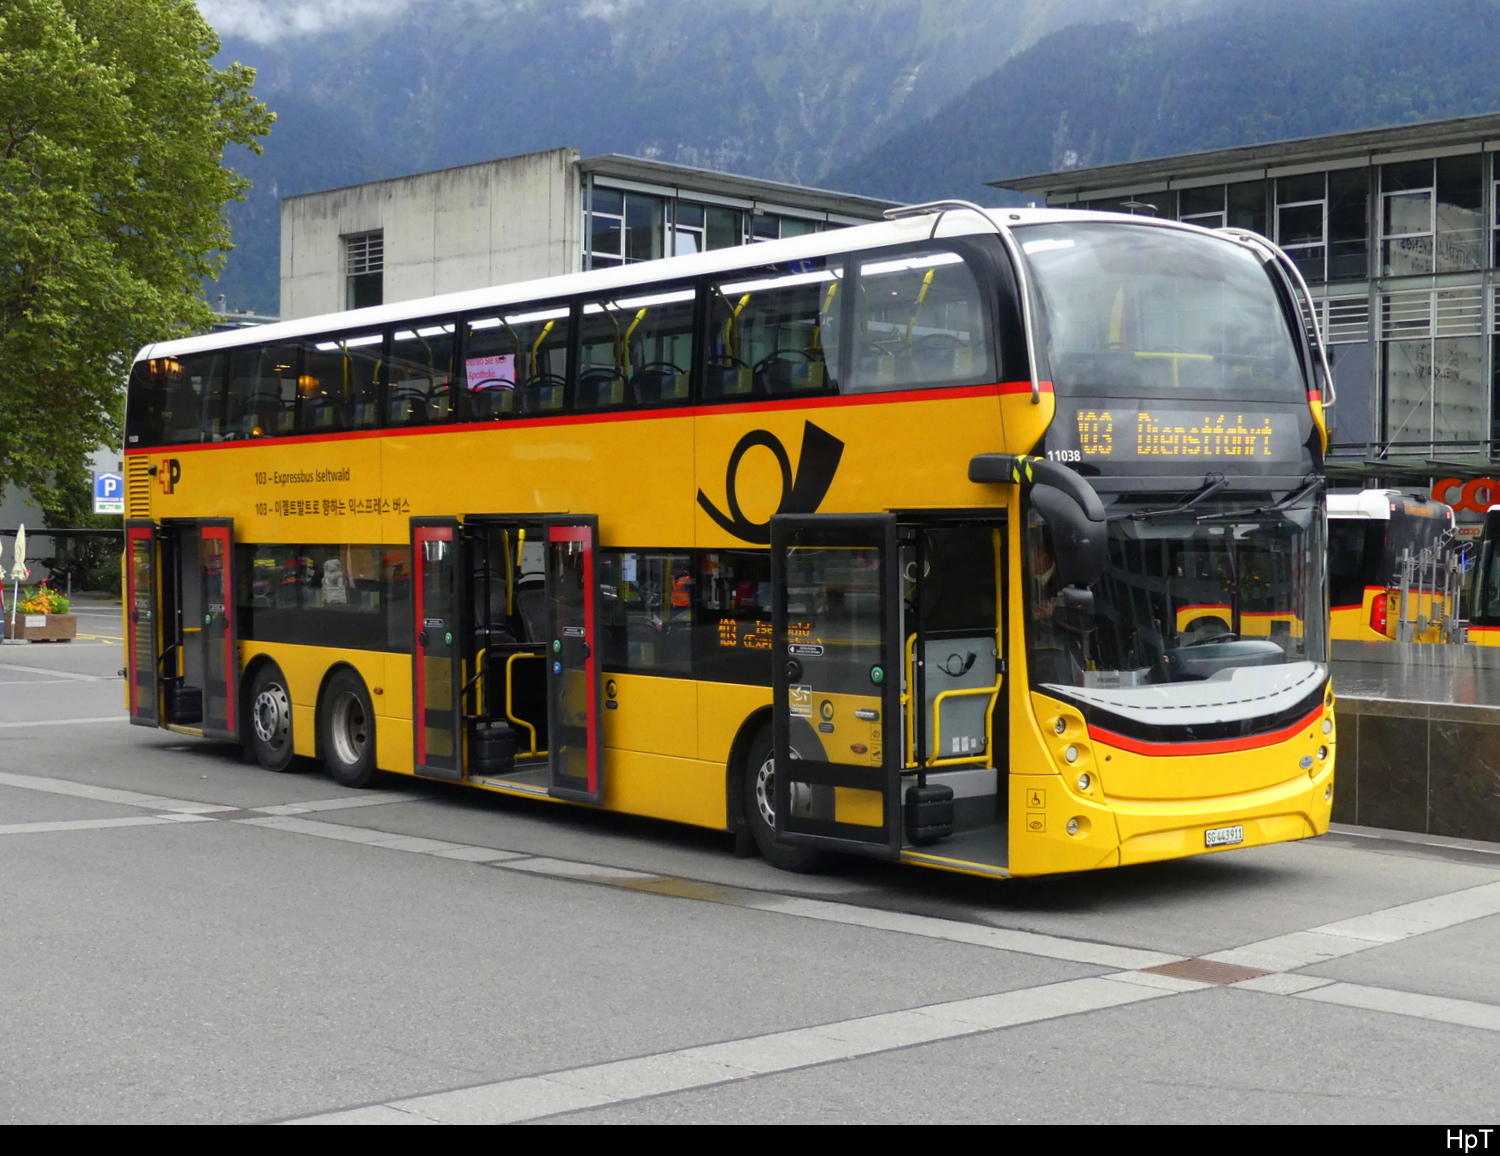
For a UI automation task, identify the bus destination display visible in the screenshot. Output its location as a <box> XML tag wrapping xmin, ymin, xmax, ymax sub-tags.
<box><xmin>1053</xmin><ymin>408</ymin><xmax>1302</xmax><ymax>463</ymax></box>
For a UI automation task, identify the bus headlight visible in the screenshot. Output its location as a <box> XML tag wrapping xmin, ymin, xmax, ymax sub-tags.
<box><xmin>1077</xmin><ymin>773</ymin><xmax>1091</xmax><ymax>792</ymax></box>
<box><xmin>1322</xmin><ymin>718</ymin><xmax>1333</xmax><ymax>735</ymax></box>
<box><xmin>1318</xmin><ymin>746</ymin><xmax>1329</xmax><ymax>761</ymax></box>
<box><xmin>1054</xmin><ymin>717</ymin><xmax>1067</xmax><ymax>735</ymax></box>
<box><xmin>1064</xmin><ymin>745</ymin><xmax>1079</xmax><ymax>763</ymax></box>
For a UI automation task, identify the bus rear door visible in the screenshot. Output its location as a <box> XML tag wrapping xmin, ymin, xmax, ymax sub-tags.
<box><xmin>770</xmin><ymin>513</ymin><xmax>902</xmax><ymax>859</ymax></box>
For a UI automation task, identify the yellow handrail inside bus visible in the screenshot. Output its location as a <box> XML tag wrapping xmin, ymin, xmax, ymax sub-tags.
<box><xmin>506</xmin><ymin>651</ymin><xmax>546</xmax><ymax>757</ymax></box>
<box><xmin>811</xmin><ymin>281</ymin><xmax>839</xmax><ymax>355</ymax></box>
<box><xmin>473</xmin><ymin>647</ymin><xmax>487</xmax><ymax>716</ymax></box>
<box><xmin>927</xmin><ymin>683</ymin><xmax>1002</xmax><ymax>769</ymax></box>
<box><xmin>903</xmin><ymin>631</ymin><xmax>918</xmax><ymax>768</ymax></box>
<box><xmin>905</xmin><ymin>268</ymin><xmax>936</xmax><ymax>343</ymax></box>
<box><xmin>530</xmin><ymin>320</ymin><xmax>555</xmax><ymax>381</ymax></box>
<box><xmin>1133</xmin><ymin>350</ymin><xmax>1213</xmax><ymax>388</ymax></box>
<box><xmin>623</xmin><ymin>307</ymin><xmax>648</xmax><ymax>372</ymax></box>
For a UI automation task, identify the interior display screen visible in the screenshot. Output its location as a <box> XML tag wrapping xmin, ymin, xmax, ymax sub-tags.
<box><xmin>1055</xmin><ymin>407</ymin><xmax>1304</xmax><ymax>463</ymax></box>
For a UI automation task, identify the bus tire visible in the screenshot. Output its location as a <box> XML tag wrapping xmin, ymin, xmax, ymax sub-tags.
<box><xmin>740</xmin><ymin>721</ymin><xmax>827</xmax><ymax>874</ymax></box>
<box><xmin>247</xmin><ymin>663</ymin><xmax>297</xmax><ymax>773</ymax></box>
<box><xmin>319</xmin><ymin>668</ymin><xmax>379</xmax><ymax>789</ymax></box>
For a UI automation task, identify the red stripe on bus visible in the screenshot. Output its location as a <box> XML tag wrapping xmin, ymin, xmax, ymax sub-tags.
<box><xmin>1089</xmin><ymin>704</ymin><xmax>1324</xmax><ymax>758</ymax></box>
<box><xmin>123</xmin><ymin>380</ymin><xmax>1036</xmax><ymax>455</ymax></box>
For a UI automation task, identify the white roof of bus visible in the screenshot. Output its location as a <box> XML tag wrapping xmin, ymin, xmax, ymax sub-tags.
<box><xmin>1327</xmin><ymin>490</ymin><xmax>1399</xmax><ymax>519</ymax></box>
<box><xmin>139</xmin><ymin>207</ymin><xmax>1244</xmax><ymax>362</ymax></box>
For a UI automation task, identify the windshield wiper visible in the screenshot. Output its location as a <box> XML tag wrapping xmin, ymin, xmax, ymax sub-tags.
<box><xmin>1195</xmin><ymin>474</ymin><xmax>1320</xmax><ymax>522</ymax></box>
<box><xmin>1119</xmin><ymin>472</ymin><xmax>1227</xmax><ymax>521</ymax></box>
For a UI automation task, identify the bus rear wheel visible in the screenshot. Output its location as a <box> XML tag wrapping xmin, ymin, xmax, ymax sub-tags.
<box><xmin>247</xmin><ymin>663</ymin><xmax>297</xmax><ymax>773</ymax></box>
<box><xmin>320</xmin><ymin>669</ymin><xmax>379</xmax><ymax>789</ymax></box>
<box><xmin>740</xmin><ymin>721</ymin><xmax>826</xmax><ymax>874</ymax></box>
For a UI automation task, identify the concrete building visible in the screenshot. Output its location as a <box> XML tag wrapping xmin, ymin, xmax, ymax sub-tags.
<box><xmin>280</xmin><ymin>147</ymin><xmax>898</xmax><ymax>322</ymax></box>
<box><xmin>992</xmin><ymin>112</ymin><xmax>1500</xmax><ymax>510</ymax></box>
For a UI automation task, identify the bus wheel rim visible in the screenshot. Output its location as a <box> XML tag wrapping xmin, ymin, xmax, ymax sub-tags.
<box><xmin>253</xmin><ymin>682</ymin><xmax>290</xmax><ymax>748</ymax></box>
<box><xmin>754</xmin><ymin>756</ymin><xmax>776</xmax><ymax>827</ymax></box>
<box><xmin>329</xmin><ymin>690</ymin><xmax>367</xmax><ymax>766</ymax></box>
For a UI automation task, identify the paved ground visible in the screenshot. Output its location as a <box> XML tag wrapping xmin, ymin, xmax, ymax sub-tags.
<box><xmin>1</xmin><ymin>600</ymin><xmax>1497</xmax><ymax>1125</ymax></box>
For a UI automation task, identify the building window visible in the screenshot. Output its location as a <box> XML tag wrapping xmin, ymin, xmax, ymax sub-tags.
<box><xmin>750</xmin><ymin>213</ymin><xmax>823</xmax><ymax>242</ymax></box>
<box><xmin>1436</xmin><ymin>154</ymin><xmax>1483</xmax><ymax>273</ymax></box>
<box><xmin>1381</xmin><ymin>157</ymin><xmax>1483</xmax><ymax>276</ymax></box>
<box><xmin>344</xmin><ymin>231</ymin><xmax>383</xmax><ymax>310</ymax></box>
<box><xmin>1173</xmin><ymin>181</ymin><xmax>1266</xmax><ymax>236</ymax></box>
<box><xmin>1380</xmin><ymin>287</ymin><xmax>1485</xmax><ymax>452</ymax></box>
<box><xmin>1276</xmin><ymin>173</ymin><xmax>1326</xmax><ymax>283</ymax></box>
<box><xmin>1178</xmin><ymin>186</ymin><xmax>1226</xmax><ymax>229</ymax></box>
<box><xmin>1326</xmin><ymin>169</ymin><xmax>1369</xmax><ymax>281</ymax></box>
<box><xmin>586</xmin><ymin>186</ymin><xmax>664</xmax><ymax>269</ymax></box>
<box><xmin>672</xmin><ymin>201</ymin><xmax>745</xmax><ymax>255</ymax></box>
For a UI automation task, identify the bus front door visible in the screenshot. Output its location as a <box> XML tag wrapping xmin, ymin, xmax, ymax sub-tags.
<box><xmin>770</xmin><ymin>514</ymin><xmax>901</xmax><ymax>859</ymax></box>
<box><xmin>543</xmin><ymin>517</ymin><xmax>604</xmax><ymax>804</ymax></box>
<box><xmin>127</xmin><ymin>519</ymin><xmax>239</xmax><ymax>738</ymax></box>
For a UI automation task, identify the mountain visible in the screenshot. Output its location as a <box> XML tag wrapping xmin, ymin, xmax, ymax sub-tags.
<box><xmin>831</xmin><ymin>0</ymin><xmax>1500</xmax><ymax>205</ymax></box>
<box><xmin>201</xmin><ymin>0</ymin><xmax>1223</xmax><ymax>312</ymax></box>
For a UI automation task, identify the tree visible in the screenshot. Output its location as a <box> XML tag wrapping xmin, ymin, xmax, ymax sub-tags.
<box><xmin>0</xmin><ymin>0</ymin><xmax>272</xmax><ymax>507</ymax></box>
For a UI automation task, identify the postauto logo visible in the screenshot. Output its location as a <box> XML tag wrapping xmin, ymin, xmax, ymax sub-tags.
<box><xmin>156</xmin><ymin>457</ymin><xmax>182</xmax><ymax>495</ymax></box>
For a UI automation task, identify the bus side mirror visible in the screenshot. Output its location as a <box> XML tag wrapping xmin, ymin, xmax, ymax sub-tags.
<box><xmin>1031</xmin><ymin>482</ymin><xmax>1107</xmax><ymax>588</ymax></box>
<box><xmin>969</xmin><ymin>453</ymin><xmax>1108</xmax><ymax>588</ymax></box>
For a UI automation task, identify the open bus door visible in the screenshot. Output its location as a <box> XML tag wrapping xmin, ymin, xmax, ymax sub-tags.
<box><xmin>543</xmin><ymin>517</ymin><xmax>603</xmax><ymax>803</ymax></box>
<box><xmin>770</xmin><ymin>514</ymin><xmax>902</xmax><ymax>859</ymax></box>
<box><xmin>409</xmin><ymin>515</ymin><xmax>604</xmax><ymax>801</ymax></box>
<box><xmin>412</xmin><ymin>519</ymin><xmax>465</xmax><ymax>781</ymax></box>
<box><xmin>125</xmin><ymin>519</ymin><xmax>238</xmax><ymax>737</ymax></box>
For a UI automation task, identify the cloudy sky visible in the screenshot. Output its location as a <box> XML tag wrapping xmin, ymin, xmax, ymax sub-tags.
<box><xmin>195</xmin><ymin>0</ymin><xmax>640</xmax><ymax>43</ymax></box>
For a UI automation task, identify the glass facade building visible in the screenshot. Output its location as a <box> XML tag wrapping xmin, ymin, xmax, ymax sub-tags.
<box><xmin>995</xmin><ymin>114</ymin><xmax>1500</xmax><ymax>470</ymax></box>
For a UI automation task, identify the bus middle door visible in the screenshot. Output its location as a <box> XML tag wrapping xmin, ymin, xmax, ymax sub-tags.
<box><xmin>411</xmin><ymin>518</ymin><xmax>465</xmax><ymax>781</ymax></box>
<box><xmin>543</xmin><ymin>517</ymin><xmax>604</xmax><ymax>804</ymax></box>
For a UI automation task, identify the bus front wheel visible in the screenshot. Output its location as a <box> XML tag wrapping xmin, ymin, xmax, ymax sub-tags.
<box><xmin>740</xmin><ymin>722</ymin><xmax>826</xmax><ymax>874</ymax></box>
<box><xmin>319</xmin><ymin>669</ymin><xmax>379</xmax><ymax>789</ymax></box>
<box><xmin>247</xmin><ymin>664</ymin><xmax>297</xmax><ymax>773</ymax></box>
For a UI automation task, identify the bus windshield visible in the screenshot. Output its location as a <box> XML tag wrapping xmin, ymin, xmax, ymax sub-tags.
<box><xmin>1019</xmin><ymin>222</ymin><xmax>1306</xmax><ymax>401</ymax></box>
<box><xmin>1025</xmin><ymin>494</ymin><xmax>1327</xmax><ymax>709</ymax></box>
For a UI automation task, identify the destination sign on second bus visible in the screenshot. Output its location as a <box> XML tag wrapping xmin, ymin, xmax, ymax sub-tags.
<box><xmin>1061</xmin><ymin>408</ymin><xmax>1302</xmax><ymax>462</ymax></box>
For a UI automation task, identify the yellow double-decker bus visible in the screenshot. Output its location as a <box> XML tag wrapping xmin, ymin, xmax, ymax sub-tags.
<box><xmin>123</xmin><ymin>203</ymin><xmax>1335</xmax><ymax>878</ymax></box>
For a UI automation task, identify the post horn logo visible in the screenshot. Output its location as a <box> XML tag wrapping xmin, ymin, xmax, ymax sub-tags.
<box><xmin>696</xmin><ymin>420</ymin><xmax>845</xmax><ymax>544</ymax></box>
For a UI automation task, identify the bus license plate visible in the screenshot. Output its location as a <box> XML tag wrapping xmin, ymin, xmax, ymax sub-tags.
<box><xmin>1205</xmin><ymin>824</ymin><xmax>1244</xmax><ymax>848</ymax></box>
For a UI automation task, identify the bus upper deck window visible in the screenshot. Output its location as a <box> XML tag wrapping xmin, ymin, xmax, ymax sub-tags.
<box><xmin>465</xmin><ymin>305</ymin><xmax>569</xmax><ymax>419</ymax></box>
<box><xmin>388</xmin><ymin>322</ymin><xmax>456</xmax><ymax>427</ymax></box>
<box><xmin>709</xmin><ymin>262</ymin><xmax>843</xmax><ymax>399</ymax></box>
<box><xmin>847</xmin><ymin>248</ymin><xmax>991</xmax><ymax>394</ymax></box>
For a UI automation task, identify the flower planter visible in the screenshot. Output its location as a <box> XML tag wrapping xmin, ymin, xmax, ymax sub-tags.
<box><xmin>4</xmin><ymin>612</ymin><xmax>77</xmax><ymax>642</ymax></box>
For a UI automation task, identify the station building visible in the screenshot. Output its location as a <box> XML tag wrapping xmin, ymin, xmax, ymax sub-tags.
<box><xmin>280</xmin><ymin>147</ymin><xmax>898</xmax><ymax>322</ymax></box>
<box><xmin>992</xmin><ymin>112</ymin><xmax>1500</xmax><ymax>522</ymax></box>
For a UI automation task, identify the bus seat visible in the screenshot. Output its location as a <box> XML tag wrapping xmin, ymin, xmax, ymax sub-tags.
<box><xmin>578</xmin><ymin>367</ymin><xmax>626</xmax><ymax>409</ymax></box>
<box><xmin>469</xmin><ymin>382</ymin><xmax>515</xmax><ymax>420</ymax></box>
<box><xmin>515</xmin><ymin>580</ymin><xmax>548</xmax><ymax>644</ymax></box>
<box><xmin>704</xmin><ymin>358</ymin><xmax>752</xmax><ymax>398</ymax></box>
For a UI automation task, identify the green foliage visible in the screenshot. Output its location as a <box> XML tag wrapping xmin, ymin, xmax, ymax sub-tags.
<box><xmin>0</xmin><ymin>0</ymin><xmax>272</xmax><ymax>503</ymax></box>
